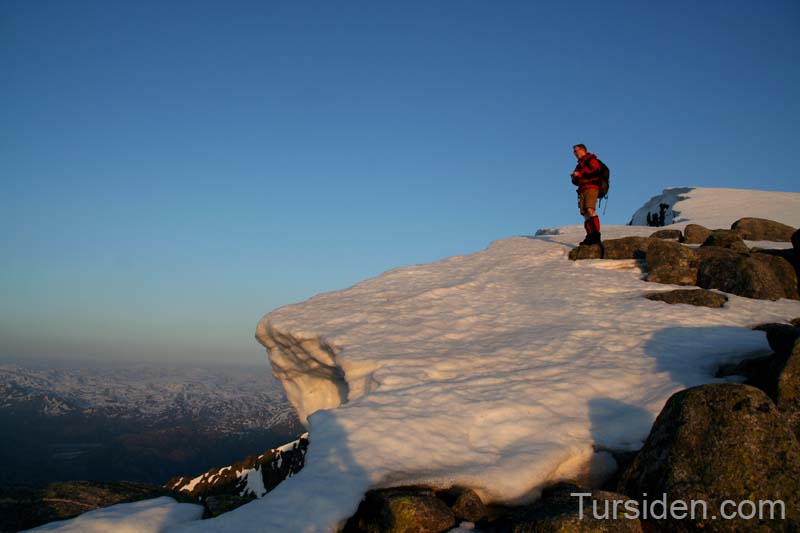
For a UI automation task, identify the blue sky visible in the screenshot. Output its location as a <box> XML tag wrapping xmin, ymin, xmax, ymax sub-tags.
<box><xmin>2</xmin><ymin>0</ymin><xmax>798</xmax><ymax>365</ymax></box>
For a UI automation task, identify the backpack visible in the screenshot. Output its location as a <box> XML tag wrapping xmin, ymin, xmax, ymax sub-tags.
<box><xmin>596</xmin><ymin>159</ymin><xmax>610</xmax><ymax>199</ymax></box>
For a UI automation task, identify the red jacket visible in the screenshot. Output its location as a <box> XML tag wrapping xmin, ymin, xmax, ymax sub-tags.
<box><xmin>572</xmin><ymin>153</ymin><xmax>601</xmax><ymax>192</ymax></box>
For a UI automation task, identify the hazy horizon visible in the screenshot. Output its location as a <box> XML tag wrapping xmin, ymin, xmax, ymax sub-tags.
<box><xmin>2</xmin><ymin>0</ymin><xmax>799</xmax><ymax>365</ymax></box>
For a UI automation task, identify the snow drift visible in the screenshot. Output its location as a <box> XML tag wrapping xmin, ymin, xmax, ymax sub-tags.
<box><xmin>629</xmin><ymin>187</ymin><xmax>800</xmax><ymax>228</ymax></box>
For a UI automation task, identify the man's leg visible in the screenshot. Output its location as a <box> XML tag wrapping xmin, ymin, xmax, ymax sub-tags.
<box><xmin>583</xmin><ymin>189</ymin><xmax>601</xmax><ymax>244</ymax></box>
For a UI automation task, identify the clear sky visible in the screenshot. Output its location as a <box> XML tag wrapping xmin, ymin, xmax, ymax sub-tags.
<box><xmin>2</xmin><ymin>0</ymin><xmax>798</xmax><ymax>365</ymax></box>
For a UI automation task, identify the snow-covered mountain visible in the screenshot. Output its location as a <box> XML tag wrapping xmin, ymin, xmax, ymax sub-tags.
<box><xmin>29</xmin><ymin>187</ymin><xmax>800</xmax><ymax>532</ymax></box>
<box><xmin>0</xmin><ymin>363</ymin><xmax>297</xmax><ymax>433</ymax></box>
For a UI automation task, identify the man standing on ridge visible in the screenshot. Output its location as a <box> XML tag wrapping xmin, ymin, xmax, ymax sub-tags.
<box><xmin>571</xmin><ymin>144</ymin><xmax>602</xmax><ymax>245</ymax></box>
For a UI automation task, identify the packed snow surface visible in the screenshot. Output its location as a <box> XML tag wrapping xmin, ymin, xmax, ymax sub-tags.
<box><xmin>168</xmin><ymin>187</ymin><xmax>800</xmax><ymax>532</ymax></box>
<box><xmin>24</xmin><ymin>497</ymin><xmax>203</xmax><ymax>533</ymax></box>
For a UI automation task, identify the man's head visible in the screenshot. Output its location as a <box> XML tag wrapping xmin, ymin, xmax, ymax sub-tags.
<box><xmin>573</xmin><ymin>144</ymin><xmax>587</xmax><ymax>159</ymax></box>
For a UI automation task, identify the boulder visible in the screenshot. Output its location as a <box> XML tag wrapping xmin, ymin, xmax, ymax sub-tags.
<box><xmin>753</xmin><ymin>323</ymin><xmax>800</xmax><ymax>356</ymax></box>
<box><xmin>753</xmin><ymin>253</ymin><xmax>799</xmax><ymax>299</ymax></box>
<box><xmin>732</xmin><ymin>217</ymin><xmax>796</xmax><ymax>242</ymax></box>
<box><xmin>649</xmin><ymin>229</ymin><xmax>683</xmax><ymax>241</ymax></box>
<box><xmin>701</xmin><ymin>230</ymin><xmax>750</xmax><ymax>252</ymax></box>
<box><xmin>435</xmin><ymin>487</ymin><xmax>486</xmax><ymax>523</ymax></box>
<box><xmin>696</xmin><ymin>251</ymin><xmax>799</xmax><ymax>301</ymax></box>
<box><xmin>344</xmin><ymin>486</ymin><xmax>456</xmax><ymax>533</ymax></box>
<box><xmin>485</xmin><ymin>482</ymin><xmax>642</xmax><ymax>532</ymax></box>
<box><xmin>793</xmin><ymin>229</ymin><xmax>800</xmax><ymax>254</ymax></box>
<box><xmin>683</xmin><ymin>224</ymin><xmax>712</xmax><ymax>244</ymax></box>
<box><xmin>568</xmin><ymin>244</ymin><xmax>603</xmax><ymax>261</ymax></box>
<box><xmin>645</xmin><ymin>239</ymin><xmax>698</xmax><ymax>286</ymax></box>
<box><xmin>601</xmin><ymin>237</ymin><xmax>654</xmax><ymax>260</ymax></box>
<box><xmin>644</xmin><ymin>289</ymin><xmax>727</xmax><ymax>308</ymax></box>
<box><xmin>618</xmin><ymin>383</ymin><xmax>800</xmax><ymax>531</ymax></box>
<box><xmin>776</xmin><ymin>340</ymin><xmax>800</xmax><ymax>441</ymax></box>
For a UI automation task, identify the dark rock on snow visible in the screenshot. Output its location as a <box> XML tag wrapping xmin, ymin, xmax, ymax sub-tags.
<box><xmin>649</xmin><ymin>229</ymin><xmax>683</xmax><ymax>241</ymax></box>
<box><xmin>696</xmin><ymin>251</ymin><xmax>798</xmax><ymax>301</ymax></box>
<box><xmin>683</xmin><ymin>223</ymin><xmax>712</xmax><ymax>244</ymax></box>
<box><xmin>343</xmin><ymin>486</ymin><xmax>456</xmax><ymax>533</ymax></box>
<box><xmin>754</xmin><ymin>323</ymin><xmax>800</xmax><ymax>356</ymax></box>
<box><xmin>0</xmin><ymin>481</ymin><xmax>196</xmax><ymax>533</ymax></box>
<box><xmin>483</xmin><ymin>482</ymin><xmax>642</xmax><ymax>532</ymax></box>
<box><xmin>644</xmin><ymin>289</ymin><xmax>727</xmax><ymax>308</ymax></box>
<box><xmin>568</xmin><ymin>244</ymin><xmax>603</xmax><ymax>260</ymax></box>
<box><xmin>645</xmin><ymin>239</ymin><xmax>698</xmax><ymax>286</ymax></box>
<box><xmin>618</xmin><ymin>383</ymin><xmax>800</xmax><ymax>532</ymax></box>
<box><xmin>732</xmin><ymin>217</ymin><xmax>796</xmax><ymax>242</ymax></box>
<box><xmin>701</xmin><ymin>229</ymin><xmax>750</xmax><ymax>252</ymax></box>
<box><xmin>204</xmin><ymin>494</ymin><xmax>254</xmax><ymax>518</ymax></box>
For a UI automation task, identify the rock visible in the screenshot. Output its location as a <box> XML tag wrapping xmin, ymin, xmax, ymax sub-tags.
<box><xmin>344</xmin><ymin>486</ymin><xmax>456</xmax><ymax>533</ymax></box>
<box><xmin>649</xmin><ymin>229</ymin><xmax>683</xmax><ymax>241</ymax></box>
<box><xmin>204</xmin><ymin>494</ymin><xmax>254</xmax><ymax>517</ymax></box>
<box><xmin>683</xmin><ymin>223</ymin><xmax>712</xmax><ymax>244</ymax></box>
<box><xmin>645</xmin><ymin>239</ymin><xmax>698</xmax><ymax>286</ymax></box>
<box><xmin>601</xmin><ymin>237</ymin><xmax>653</xmax><ymax>260</ymax></box>
<box><xmin>776</xmin><ymin>340</ymin><xmax>800</xmax><ymax>441</ymax></box>
<box><xmin>715</xmin><ymin>354</ymin><xmax>774</xmax><ymax>394</ymax></box>
<box><xmin>701</xmin><ymin>230</ymin><xmax>750</xmax><ymax>252</ymax></box>
<box><xmin>618</xmin><ymin>383</ymin><xmax>800</xmax><ymax>531</ymax></box>
<box><xmin>753</xmin><ymin>323</ymin><xmax>800</xmax><ymax>355</ymax></box>
<box><xmin>732</xmin><ymin>217</ymin><xmax>797</xmax><ymax>242</ymax></box>
<box><xmin>753</xmin><ymin>253</ymin><xmax>799</xmax><ymax>299</ymax></box>
<box><xmin>793</xmin><ymin>318</ymin><xmax>800</xmax><ymax>327</ymax></box>
<box><xmin>644</xmin><ymin>289</ymin><xmax>727</xmax><ymax>308</ymax></box>
<box><xmin>568</xmin><ymin>244</ymin><xmax>603</xmax><ymax>261</ymax></box>
<box><xmin>793</xmin><ymin>229</ymin><xmax>800</xmax><ymax>254</ymax></box>
<box><xmin>0</xmin><ymin>481</ymin><xmax>197</xmax><ymax>532</ymax></box>
<box><xmin>435</xmin><ymin>487</ymin><xmax>486</xmax><ymax>523</ymax></box>
<box><xmin>484</xmin><ymin>482</ymin><xmax>642</xmax><ymax>532</ymax></box>
<box><xmin>696</xmin><ymin>251</ymin><xmax>799</xmax><ymax>301</ymax></box>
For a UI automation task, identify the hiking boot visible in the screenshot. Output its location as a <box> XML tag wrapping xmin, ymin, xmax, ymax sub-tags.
<box><xmin>581</xmin><ymin>232</ymin><xmax>602</xmax><ymax>246</ymax></box>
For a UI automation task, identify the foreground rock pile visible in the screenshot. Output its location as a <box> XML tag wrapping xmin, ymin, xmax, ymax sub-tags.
<box><xmin>569</xmin><ymin>217</ymin><xmax>800</xmax><ymax>303</ymax></box>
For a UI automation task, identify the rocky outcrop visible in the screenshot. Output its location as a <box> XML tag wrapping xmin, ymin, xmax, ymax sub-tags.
<box><xmin>343</xmin><ymin>486</ymin><xmax>456</xmax><ymax>533</ymax></box>
<box><xmin>732</xmin><ymin>217</ymin><xmax>796</xmax><ymax>242</ymax></box>
<box><xmin>701</xmin><ymin>230</ymin><xmax>750</xmax><ymax>252</ymax></box>
<box><xmin>645</xmin><ymin>239</ymin><xmax>698</xmax><ymax>285</ymax></box>
<box><xmin>649</xmin><ymin>229</ymin><xmax>683</xmax><ymax>241</ymax></box>
<box><xmin>483</xmin><ymin>482</ymin><xmax>642</xmax><ymax>532</ymax></box>
<box><xmin>644</xmin><ymin>289</ymin><xmax>727</xmax><ymax>308</ymax></box>
<box><xmin>0</xmin><ymin>481</ymin><xmax>196</xmax><ymax>533</ymax></box>
<box><xmin>569</xmin><ymin>226</ymin><xmax>798</xmax><ymax>300</ymax></box>
<box><xmin>166</xmin><ymin>435</ymin><xmax>308</xmax><ymax>502</ymax></box>
<box><xmin>683</xmin><ymin>224</ymin><xmax>712</xmax><ymax>244</ymax></box>
<box><xmin>618</xmin><ymin>383</ymin><xmax>800</xmax><ymax>531</ymax></box>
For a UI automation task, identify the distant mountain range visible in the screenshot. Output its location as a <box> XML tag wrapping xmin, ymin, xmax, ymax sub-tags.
<box><xmin>0</xmin><ymin>361</ymin><xmax>303</xmax><ymax>486</ymax></box>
